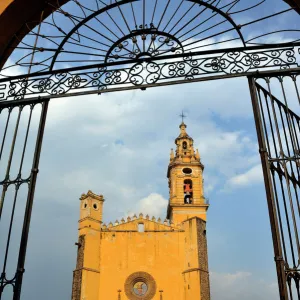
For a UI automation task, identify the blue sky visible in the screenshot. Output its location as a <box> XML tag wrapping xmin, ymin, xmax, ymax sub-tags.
<box><xmin>1</xmin><ymin>0</ymin><xmax>300</xmax><ymax>299</ymax></box>
<box><xmin>1</xmin><ymin>76</ymin><xmax>280</xmax><ymax>300</ymax></box>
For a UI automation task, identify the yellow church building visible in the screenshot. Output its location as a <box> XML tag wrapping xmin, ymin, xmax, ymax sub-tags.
<box><xmin>71</xmin><ymin>122</ymin><xmax>210</xmax><ymax>300</ymax></box>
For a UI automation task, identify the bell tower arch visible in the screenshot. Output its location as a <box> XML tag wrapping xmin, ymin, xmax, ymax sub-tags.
<box><xmin>167</xmin><ymin>122</ymin><xmax>209</xmax><ymax>224</ymax></box>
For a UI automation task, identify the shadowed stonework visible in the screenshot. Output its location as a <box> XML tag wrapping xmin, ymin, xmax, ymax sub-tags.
<box><xmin>71</xmin><ymin>235</ymin><xmax>85</xmax><ymax>300</ymax></box>
<box><xmin>197</xmin><ymin>218</ymin><xmax>210</xmax><ymax>300</ymax></box>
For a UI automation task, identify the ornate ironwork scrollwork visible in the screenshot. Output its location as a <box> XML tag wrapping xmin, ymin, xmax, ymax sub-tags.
<box><xmin>0</xmin><ymin>46</ymin><xmax>299</xmax><ymax>101</ymax></box>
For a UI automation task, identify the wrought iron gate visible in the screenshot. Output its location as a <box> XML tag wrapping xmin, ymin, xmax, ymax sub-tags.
<box><xmin>0</xmin><ymin>0</ymin><xmax>300</xmax><ymax>299</ymax></box>
<box><xmin>0</xmin><ymin>99</ymin><xmax>49</xmax><ymax>300</ymax></box>
<box><xmin>249</xmin><ymin>72</ymin><xmax>300</xmax><ymax>300</ymax></box>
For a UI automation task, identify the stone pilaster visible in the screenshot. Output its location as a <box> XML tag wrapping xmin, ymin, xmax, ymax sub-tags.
<box><xmin>196</xmin><ymin>218</ymin><xmax>210</xmax><ymax>300</ymax></box>
<box><xmin>71</xmin><ymin>235</ymin><xmax>85</xmax><ymax>300</ymax></box>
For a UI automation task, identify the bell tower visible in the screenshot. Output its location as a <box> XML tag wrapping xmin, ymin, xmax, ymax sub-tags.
<box><xmin>79</xmin><ymin>190</ymin><xmax>104</xmax><ymax>230</ymax></box>
<box><xmin>167</xmin><ymin>121</ymin><xmax>209</xmax><ymax>224</ymax></box>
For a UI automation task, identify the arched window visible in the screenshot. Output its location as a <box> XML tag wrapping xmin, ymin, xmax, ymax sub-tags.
<box><xmin>182</xmin><ymin>141</ymin><xmax>187</xmax><ymax>150</ymax></box>
<box><xmin>183</xmin><ymin>179</ymin><xmax>193</xmax><ymax>204</ymax></box>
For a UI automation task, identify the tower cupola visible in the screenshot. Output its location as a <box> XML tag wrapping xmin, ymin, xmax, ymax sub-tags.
<box><xmin>172</xmin><ymin>122</ymin><xmax>203</xmax><ymax>165</ymax></box>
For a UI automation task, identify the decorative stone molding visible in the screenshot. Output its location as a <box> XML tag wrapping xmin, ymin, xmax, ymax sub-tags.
<box><xmin>124</xmin><ymin>271</ymin><xmax>157</xmax><ymax>300</ymax></box>
<box><xmin>101</xmin><ymin>214</ymin><xmax>184</xmax><ymax>231</ymax></box>
<box><xmin>80</xmin><ymin>190</ymin><xmax>104</xmax><ymax>201</ymax></box>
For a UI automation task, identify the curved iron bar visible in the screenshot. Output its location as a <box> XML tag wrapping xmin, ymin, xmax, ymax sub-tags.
<box><xmin>229</xmin><ymin>0</ymin><xmax>266</xmax><ymax>15</ymax></box>
<box><xmin>49</xmin><ymin>0</ymin><xmax>138</xmax><ymax>71</ymax></box>
<box><xmin>246</xmin><ymin>30</ymin><xmax>300</xmax><ymax>44</ymax></box>
<box><xmin>104</xmin><ymin>29</ymin><xmax>184</xmax><ymax>62</ymax></box>
<box><xmin>180</xmin><ymin>0</ymin><xmax>246</xmax><ymax>46</ymax></box>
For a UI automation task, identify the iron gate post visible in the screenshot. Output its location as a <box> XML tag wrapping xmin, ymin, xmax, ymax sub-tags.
<box><xmin>12</xmin><ymin>99</ymin><xmax>49</xmax><ymax>300</ymax></box>
<box><xmin>248</xmin><ymin>76</ymin><xmax>289</xmax><ymax>300</ymax></box>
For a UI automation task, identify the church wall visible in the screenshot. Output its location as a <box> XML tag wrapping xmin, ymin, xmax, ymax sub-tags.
<box><xmin>98</xmin><ymin>231</ymin><xmax>186</xmax><ymax>299</ymax></box>
<box><xmin>183</xmin><ymin>271</ymin><xmax>201</xmax><ymax>299</ymax></box>
<box><xmin>171</xmin><ymin>207</ymin><xmax>207</xmax><ymax>224</ymax></box>
<box><xmin>82</xmin><ymin>229</ymin><xmax>101</xmax><ymax>272</ymax></box>
<box><xmin>74</xmin><ymin>226</ymin><xmax>101</xmax><ymax>300</ymax></box>
<box><xmin>181</xmin><ymin>218</ymin><xmax>210</xmax><ymax>300</ymax></box>
<box><xmin>182</xmin><ymin>218</ymin><xmax>201</xmax><ymax>298</ymax></box>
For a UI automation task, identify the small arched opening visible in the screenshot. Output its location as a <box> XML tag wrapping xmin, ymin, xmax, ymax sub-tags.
<box><xmin>138</xmin><ymin>223</ymin><xmax>145</xmax><ymax>232</ymax></box>
<box><xmin>183</xmin><ymin>179</ymin><xmax>193</xmax><ymax>204</ymax></box>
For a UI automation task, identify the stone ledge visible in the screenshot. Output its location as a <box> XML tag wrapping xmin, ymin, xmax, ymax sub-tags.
<box><xmin>182</xmin><ymin>268</ymin><xmax>209</xmax><ymax>274</ymax></box>
<box><xmin>73</xmin><ymin>267</ymin><xmax>100</xmax><ymax>274</ymax></box>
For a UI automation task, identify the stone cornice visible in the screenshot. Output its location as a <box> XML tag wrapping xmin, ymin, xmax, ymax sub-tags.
<box><xmin>175</xmin><ymin>134</ymin><xmax>194</xmax><ymax>144</ymax></box>
<box><xmin>79</xmin><ymin>190</ymin><xmax>104</xmax><ymax>201</ymax></box>
<box><xmin>101</xmin><ymin>213</ymin><xmax>183</xmax><ymax>231</ymax></box>
<box><xmin>167</xmin><ymin>205</ymin><xmax>209</xmax><ymax>220</ymax></box>
<box><xmin>181</xmin><ymin>216</ymin><xmax>208</xmax><ymax>223</ymax></box>
<box><xmin>182</xmin><ymin>267</ymin><xmax>209</xmax><ymax>274</ymax></box>
<box><xmin>171</xmin><ymin>204</ymin><xmax>210</xmax><ymax>208</ymax></box>
<box><xmin>78</xmin><ymin>216</ymin><xmax>102</xmax><ymax>224</ymax></box>
<box><xmin>73</xmin><ymin>267</ymin><xmax>100</xmax><ymax>274</ymax></box>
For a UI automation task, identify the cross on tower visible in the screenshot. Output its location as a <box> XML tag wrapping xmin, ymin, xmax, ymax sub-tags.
<box><xmin>179</xmin><ymin>111</ymin><xmax>186</xmax><ymax>123</ymax></box>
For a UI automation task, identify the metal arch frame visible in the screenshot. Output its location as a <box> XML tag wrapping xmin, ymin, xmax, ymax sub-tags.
<box><xmin>49</xmin><ymin>0</ymin><xmax>246</xmax><ymax>70</ymax></box>
<box><xmin>0</xmin><ymin>0</ymin><xmax>298</xmax><ymax>71</ymax></box>
<box><xmin>1</xmin><ymin>0</ymin><xmax>299</xmax><ymax>78</ymax></box>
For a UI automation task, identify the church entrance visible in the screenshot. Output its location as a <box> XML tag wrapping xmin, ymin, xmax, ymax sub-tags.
<box><xmin>0</xmin><ymin>1</ymin><xmax>299</xmax><ymax>299</ymax></box>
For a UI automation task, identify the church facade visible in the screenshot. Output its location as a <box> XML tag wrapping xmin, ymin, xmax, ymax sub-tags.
<box><xmin>71</xmin><ymin>122</ymin><xmax>210</xmax><ymax>300</ymax></box>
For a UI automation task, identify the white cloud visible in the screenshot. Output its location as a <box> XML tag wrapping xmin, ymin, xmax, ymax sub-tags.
<box><xmin>206</xmin><ymin>183</ymin><xmax>215</xmax><ymax>193</ymax></box>
<box><xmin>136</xmin><ymin>193</ymin><xmax>168</xmax><ymax>217</ymax></box>
<box><xmin>124</xmin><ymin>193</ymin><xmax>168</xmax><ymax>220</ymax></box>
<box><xmin>227</xmin><ymin>164</ymin><xmax>263</xmax><ymax>188</ymax></box>
<box><xmin>211</xmin><ymin>271</ymin><xmax>279</xmax><ymax>300</ymax></box>
<box><xmin>35</xmin><ymin>77</ymin><xmax>261</xmax><ymax>208</ymax></box>
<box><xmin>0</xmin><ymin>75</ymin><xmax>264</xmax><ymax>222</ymax></box>
<box><xmin>197</xmin><ymin>130</ymin><xmax>258</xmax><ymax>176</ymax></box>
